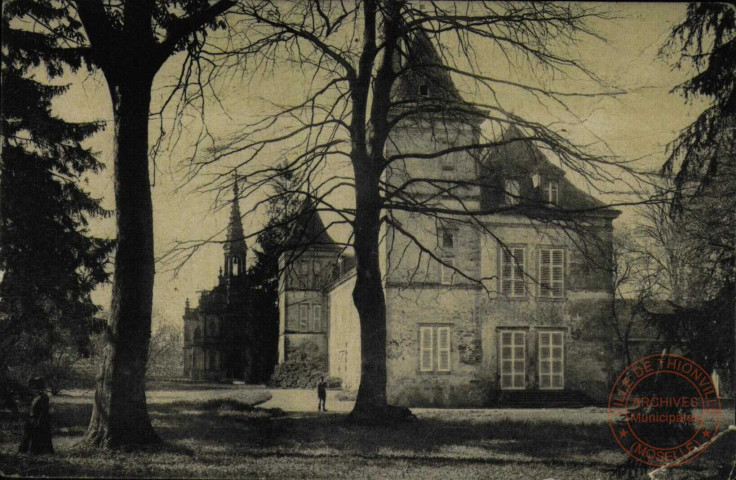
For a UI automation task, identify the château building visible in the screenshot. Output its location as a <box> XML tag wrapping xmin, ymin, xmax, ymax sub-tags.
<box><xmin>278</xmin><ymin>33</ymin><xmax>621</xmax><ymax>407</ymax></box>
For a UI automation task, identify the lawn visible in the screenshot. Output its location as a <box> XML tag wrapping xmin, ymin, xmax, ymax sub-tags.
<box><xmin>0</xmin><ymin>387</ymin><xmax>733</xmax><ymax>479</ymax></box>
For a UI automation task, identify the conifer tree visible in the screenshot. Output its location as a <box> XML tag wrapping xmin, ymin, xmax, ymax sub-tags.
<box><xmin>247</xmin><ymin>167</ymin><xmax>305</xmax><ymax>382</ymax></box>
<box><xmin>1</xmin><ymin>1</ymin><xmax>113</xmax><ymax>389</ymax></box>
<box><xmin>659</xmin><ymin>2</ymin><xmax>735</xmax><ymax>421</ymax></box>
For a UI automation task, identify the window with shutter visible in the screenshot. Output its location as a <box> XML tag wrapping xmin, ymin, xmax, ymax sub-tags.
<box><xmin>311</xmin><ymin>304</ymin><xmax>322</xmax><ymax>332</ymax></box>
<box><xmin>420</xmin><ymin>327</ymin><xmax>434</xmax><ymax>372</ymax></box>
<box><xmin>499</xmin><ymin>330</ymin><xmax>526</xmax><ymax>389</ymax></box>
<box><xmin>419</xmin><ymin>325</ymin><xmax>452</xmax><ymax>373</ymax></box>
<box><xmin>437</xmin><ymin>327</ymin><xmax>451</xmax><ymax>372</ymax></box>
<box><xmin>538</xmin><ymin>331</ymin><xmax>564</xmax><ymax>389</ymax></box>
<box><xmin>299</xmin><ymin>305</ymin><xmax>309</xmax><ymax>332</ymax></box>
<box><xmin>505</xmin><ymin>179</ymin><xmax>520</xmax><ymax>205</ymax></box>
<box><xmin>501</xmin><ymin>247</ymin><xmax>526</xmax><ymax>297</ymax></box>
<box><xmin>539</xmin><ymin>248</ymin><xmax>565</xmax><ymax>298</ymax></box>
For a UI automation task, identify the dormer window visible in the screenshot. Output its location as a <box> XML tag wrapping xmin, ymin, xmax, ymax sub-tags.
<box><xmin>419</xmin><ymin>84</ymin><xmax>429</xmax><ymax>97</ymax></box>
<box><xmin>543</xmin><ymin>180</ymin><xmax>559</xmax><ymax>205</ymax></box>
<box><xmin>505</xmin><ymin>179</ymin><xmax>520</xmax><ymax>205</ymax></box>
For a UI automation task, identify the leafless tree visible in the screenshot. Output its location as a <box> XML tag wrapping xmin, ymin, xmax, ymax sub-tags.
<box><xmin>165</xmin><ymin>0</ymin><xmax>645</xmax><ymax>423</ymax></box>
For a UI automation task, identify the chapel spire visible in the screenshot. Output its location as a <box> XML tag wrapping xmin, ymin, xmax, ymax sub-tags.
<box><xmin>223</xmin><ymin>176</ymin><xmax>247</xmax><ymax>279</ymax></box>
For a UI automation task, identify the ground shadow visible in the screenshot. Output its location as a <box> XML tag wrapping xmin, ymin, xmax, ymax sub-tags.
<box><xmin>1</xmin><ymin>401</ymin><xmax>687</xmax><ymax>478</ymax></box>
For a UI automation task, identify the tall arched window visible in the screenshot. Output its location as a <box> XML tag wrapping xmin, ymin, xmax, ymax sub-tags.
<box><xmin>232</xmin><ymin>257</ymin><xmax>239</xmax><ymax>276</ymax></box>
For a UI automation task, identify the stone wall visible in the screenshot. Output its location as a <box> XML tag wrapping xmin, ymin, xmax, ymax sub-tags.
<box><xmin>327</xmin><ymin>272</ymin><xmax>361</xmax><ymax>390</ymax></box>
<box><xmin>382</xmin><ymin>212</ymin><xmax>616</xmax><ymax>406</ymax></box>
<box><xmin>386</xmin><ymin>286</ymin><xmax>485</xmax><ymax>407</ymax></box>
<box><xmin>278</xmin><ymin>249</ymin><xmax>339</xmax><ymax>367</ymax></box>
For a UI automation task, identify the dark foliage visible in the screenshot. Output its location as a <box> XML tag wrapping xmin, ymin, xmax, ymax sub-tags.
<box><xmin>247</xmin><ymin>168</ymin><xmax>306</xmax><ymax>384</ymax></box>
<box><xmin>645</xmin><ymin>288</ymin><xmax>734</xmax><ymax>375</ymax></box>
<box><xmin>0</xmin><ymin>0</ymin><xmax>113</xmax><ymax>394</ymax></box>
<box><xmin>658</xmin><ymin>1</ymin><xmax>735</xmax><ymax>400</ymax></box>
<box><xmin>661</xmin><ymin>2</ymin><xmax>736</xmax><ymax>196</ymax></box>
<box><xmin>267</xmin><ymin>341</ymin><xmax>327</xmax><ymax>388</ymax></box>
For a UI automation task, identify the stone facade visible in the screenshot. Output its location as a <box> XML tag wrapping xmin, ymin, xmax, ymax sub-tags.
<box><xmin>183</xmin><ymin>182</ymin><xmax>260</xmax><ymax>382</ymax></box>
<box><xmin>327</xmin><ymin>270</ymin><xmax>361</xmax><ymax>390</ymax></box>
<box><xmin>277</xmin><ymin>33</ymin><xmax>620</xmax><ymax>406</ymax></box>
<box><xmin>278</xmin><ymin>209</ymin><xmax>345</xmax><ymax>367</ymax></box>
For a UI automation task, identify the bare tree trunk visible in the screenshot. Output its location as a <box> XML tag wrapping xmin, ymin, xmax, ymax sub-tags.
<box><xmin>72</xmin><ymin>0</ymin><xmax>236</xmax><ymax>448</ymax></box>
<box><xmin>350</xmin><ymin>160</ymin><xmax>389</xmax><ymax>418</ymax></box>
<box><xmin>347</xmin><ymin>0</ymin><xmax>411</xmax><ymax>424</ymax></box>
<box><xmin>84</xmin><ymin>71</ymin><xmax>159</xmax><ymax>447</ymax></box>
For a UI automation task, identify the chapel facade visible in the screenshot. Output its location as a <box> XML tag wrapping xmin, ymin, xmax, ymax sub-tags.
<box><xmin>278</xmin><ymin>34</ymin><xmax>621</xmax><ymax>406</ymax></box>
<box><xmin>182</xmin><ymin>182</ymin><xmax>256</xmax><ymax>381</ymax></box>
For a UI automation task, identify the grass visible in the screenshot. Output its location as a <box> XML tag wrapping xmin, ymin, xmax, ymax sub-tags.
<box><xmin>0</xmin><ymin>387</ymin><xmax>733</xmax><ymax>479</ymax></box>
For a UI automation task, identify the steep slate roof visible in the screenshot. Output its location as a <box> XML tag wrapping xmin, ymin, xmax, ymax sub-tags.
<box><xmin>283</xmin><ymin>202</ymin><xmax>342</xmax><ymax>252</ymax></box>
<box><xmin>390</xmin><ymin>31</ymin><xmax>484</xmax><ymax>122</ymax></box>
<box><xmin>480</xmin><ymin>125</ymin><xmax>619</xmax><ymax>216</ymax></box>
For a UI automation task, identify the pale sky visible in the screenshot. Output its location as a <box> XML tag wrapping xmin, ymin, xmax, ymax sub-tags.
<box><xmin>51</xmin><ymin>3</ymin><xmax>705</xmax><ymax>326</ymax></box>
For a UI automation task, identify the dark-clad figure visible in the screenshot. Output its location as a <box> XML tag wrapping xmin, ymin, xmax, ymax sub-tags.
<box><xmin>19</xmin><ymin>376</ymin><xmax>54</xmax><ymax>455</ymax></box>
<box><xmin>317</xmin><ymin>376</ymin><xmax>327</xmax><ymax>412</ymax></box>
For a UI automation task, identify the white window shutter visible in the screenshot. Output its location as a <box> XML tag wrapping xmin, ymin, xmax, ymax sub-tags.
<box><xmin>501</xmin><ymin>250</ymin><xmax>513</xmax><ymax>294</ymax></box>
<box><xmin>513</xmin><ymin>248</ymin><xmax>525</xmax><ymax>296</ymax></box>
<box><xmin>437</xmin><ymin>327</ymin><xmax>451</xmax><ymax>372</ymax></box>
<box><xmin>540</xmin><ymin>249</ymin><xmax>551</xmax><ymax>296</ymax></box>
<box><xmin>552</xmin><ymin>249</ymin><xmax>564</xmax><ymax>297</ymax></box>
<box><xmin>300</xmin><ymin>305</ymin><xmax>309</xmax><ymax>331</ymax></box>
<box><xmin>420</xmin><ymin>327</ymin><xmax>433</xmax><ymax>372</ymax></box>
<box><xmin>312</xmin><ymin>304</ymin><xmax>322</xmax><ymax>331</ymax></box>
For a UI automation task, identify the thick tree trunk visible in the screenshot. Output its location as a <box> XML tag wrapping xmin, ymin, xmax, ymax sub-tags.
<box><xmin>350</xmin><ymin>164</ymin><xmax>387</xmax><ymax>413</ymax></box>
<box><xmin>347</xmin><ymin>0</ymin><xmax>411</xmax><ymax>424</ymax></box>
<box><xmin>84</xmin><ymin>72</ymin><xmax>159</xmax><ymax>448</ymax></box>
<box><xmin>348</xmin><ymin>158</ymin><xmax>413</xmax><ymax>424</ymax></box>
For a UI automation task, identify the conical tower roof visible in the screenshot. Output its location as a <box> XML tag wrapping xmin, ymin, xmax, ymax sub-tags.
<box><xmin>283</xmin><ymin>201</ymin><xmax>341</xmax><ymax>252</ymax></box>
<box><xmin>224</xmin><ymin>179</ymin><xmax>247</xmax><ymax>258</ymax></box>
<box><xmin>390</xmin><ymin>31</ymin><xmax>483</xmax><ymax>121</ymax></box>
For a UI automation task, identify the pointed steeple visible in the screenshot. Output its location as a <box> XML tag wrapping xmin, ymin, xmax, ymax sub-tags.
<box><xmin>223</xmin><ymin>177</ymin><xmax>247</xmax><ymax>279</ymax></box>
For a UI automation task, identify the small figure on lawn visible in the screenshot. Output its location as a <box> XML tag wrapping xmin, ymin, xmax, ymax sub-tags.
<box><xmin>317</xmin><ymin>376</ymin><xmax>327</xmax><ymax>412</ymax></box>
<box><xmin>19</xmin><ymin>376</ymin><xmax>54</xmax><ymax>455</ymax></box>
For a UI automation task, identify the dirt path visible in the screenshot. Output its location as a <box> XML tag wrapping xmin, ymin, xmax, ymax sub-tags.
<box><xmin>260</xmin><ymin>388</ymin><xmax>354</xmax><ymax>413</ymax></box>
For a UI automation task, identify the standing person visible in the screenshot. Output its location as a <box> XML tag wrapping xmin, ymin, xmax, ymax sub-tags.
<box><xmin>317</xmin><ymin>376</ymin><xmax>327</xmax><ymax>412</ymax></box>
<box><xmin>18</xmin><ymin>376</ymin><xmax>53</xmax><ymax>454</ymax></box>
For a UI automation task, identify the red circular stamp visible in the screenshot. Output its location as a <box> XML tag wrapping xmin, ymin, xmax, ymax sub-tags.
<box><xmin>607</xmin><ymin>354</ymin><xmax>722</xmax><ymax>468</ymax></box>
